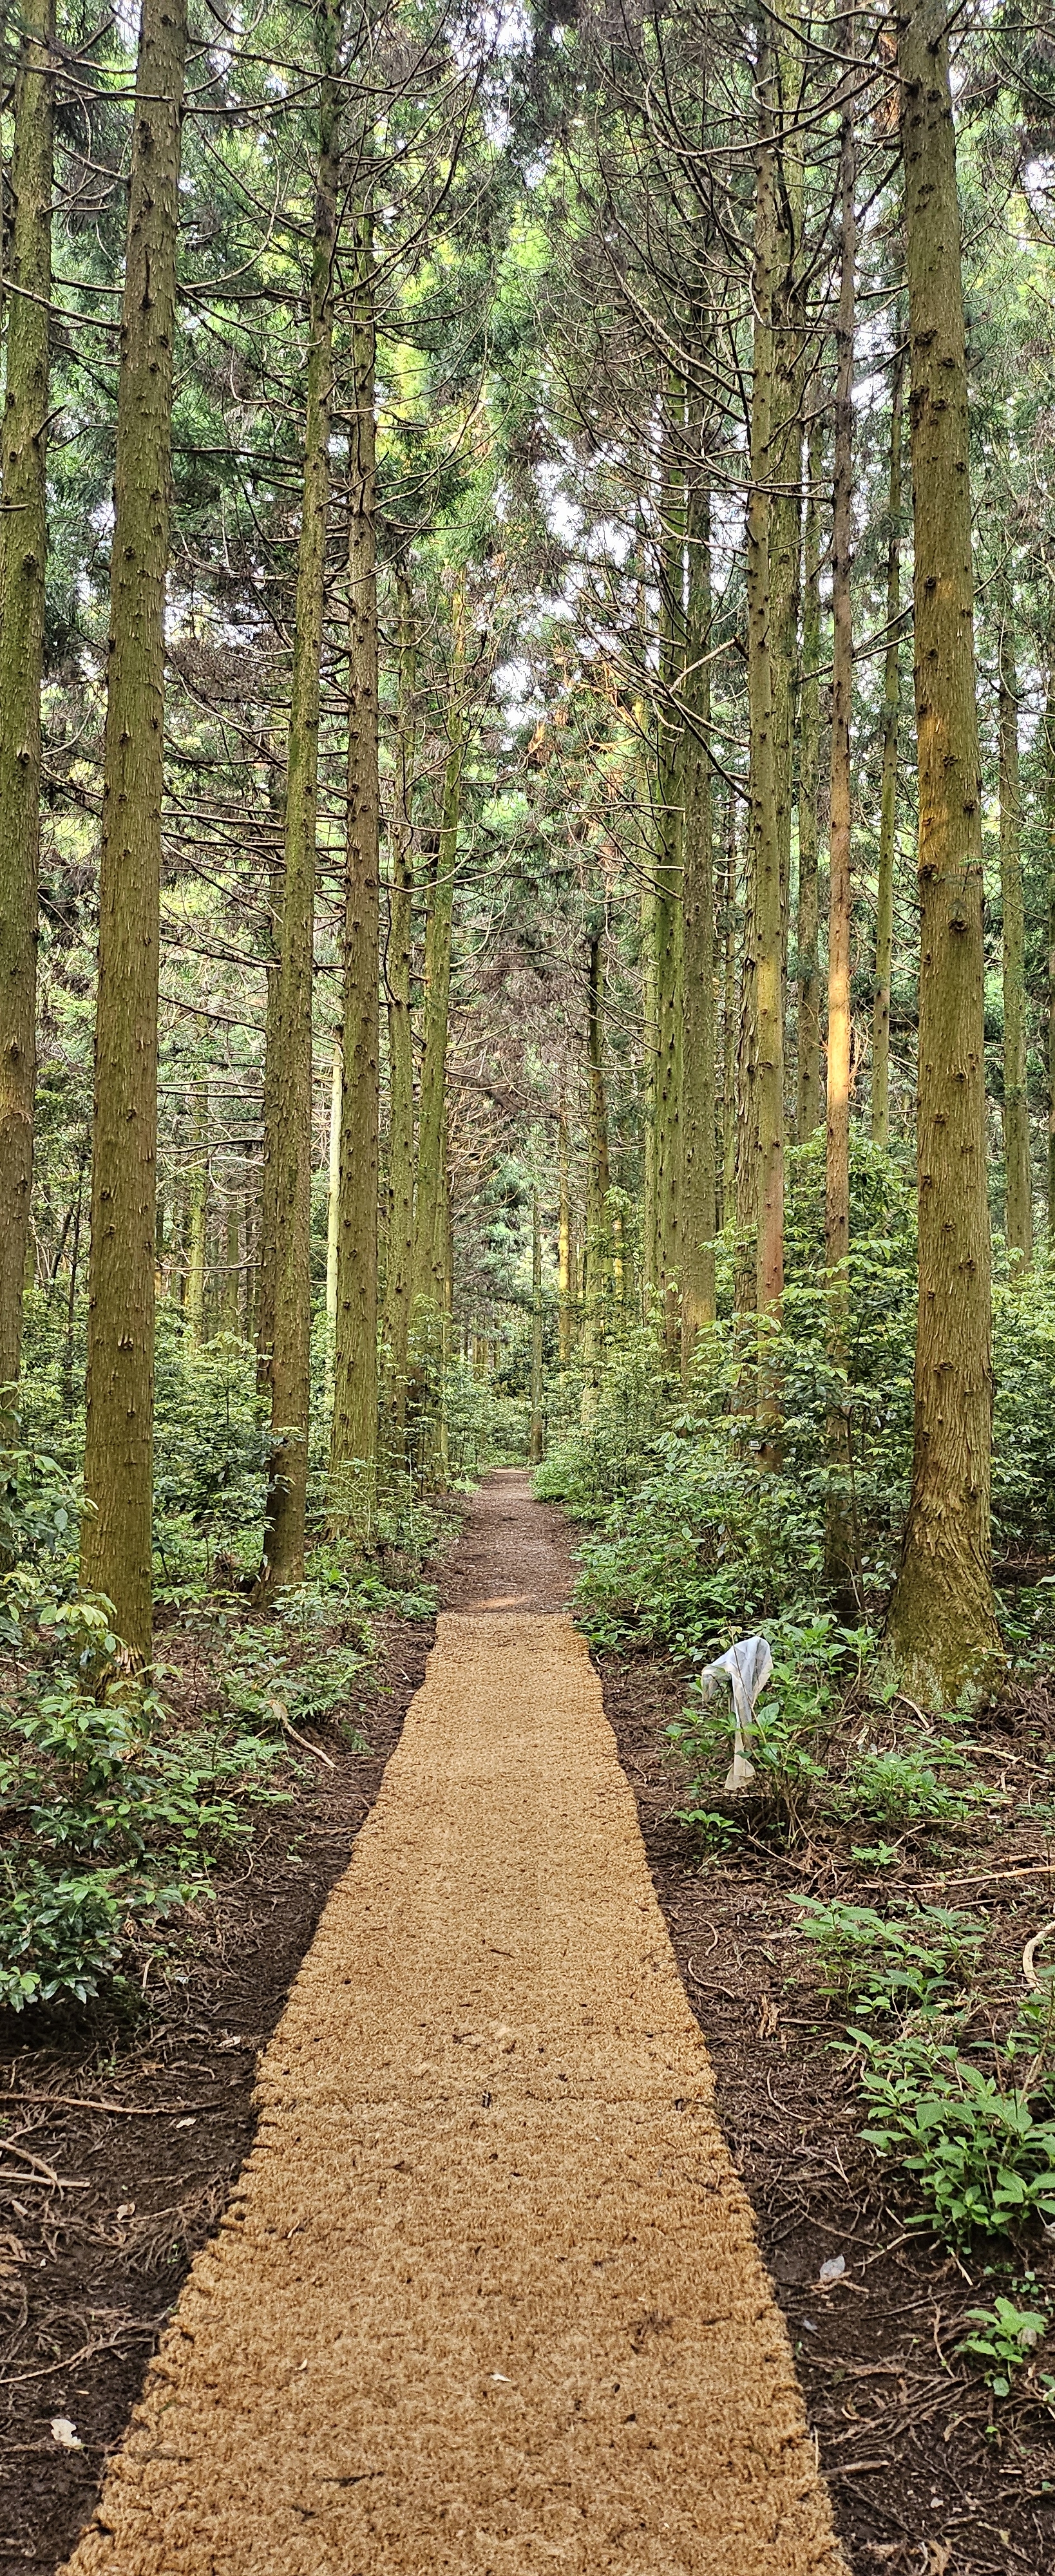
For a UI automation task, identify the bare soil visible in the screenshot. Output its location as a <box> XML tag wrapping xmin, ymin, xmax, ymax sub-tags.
<box><xmin>601</xmin><ymin>1643</ymin><xmax>1055</xmax><ymax>2576</ymax></box>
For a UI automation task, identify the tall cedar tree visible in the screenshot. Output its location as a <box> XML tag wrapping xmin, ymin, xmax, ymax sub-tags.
<box><xmin>886</xmin><ymin>0</ymin><xmax>1003</xmax><ymax>1703</ymax></box>
<box><xmin>81</xmin><ymin>0</ymin><xmax>189</xmax><ymax>1656</ymax></box>
<box><xmin>260</xmin><ymin>5</ymin><xmax>342</xmax><ymax>1591</ymax></box>
<box><xmin>0</xmin><ymin>0</ymin><xmax>55</xmax><ymax>1412</ymax></box>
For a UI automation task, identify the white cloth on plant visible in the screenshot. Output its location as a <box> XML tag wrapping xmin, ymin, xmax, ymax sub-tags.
<box><xmin>698</xmin><ymin>1634</ymin><xmax>773</xmax><ymax>1794</ymax></box>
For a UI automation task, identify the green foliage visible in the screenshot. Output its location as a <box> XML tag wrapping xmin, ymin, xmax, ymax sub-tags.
<box><xmin>665</xmin><ymin>1616</ymin><xmax>865</xmax><ymax>1835</ymax></box>
<box><xmin>797</xmin><ymin>1899</ymin><xmax>986</xmax><ymax>2016</ymax></box>
<box><xmin>854</xmin><ymin>2025</ymin><xmax>1055</xmax><ymax>2241</ymax></box>
<box><xmin>0</xmin><ymin>1864</ymin><xmax>126</xmax><ymax>2014</ymax></box>
<box><xmin>956</xmin><ymin>2294</ymin><xmax>1049</xmax><ymax>2397</ymax></box>
<box><xmin>840</xmin><ymin>1740</ymin><xmax>980</xmax><ymax>1830</ymax></box>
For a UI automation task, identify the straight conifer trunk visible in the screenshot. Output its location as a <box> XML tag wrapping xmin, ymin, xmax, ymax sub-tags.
<box><xmin>737</xmin><ymin>32</ymin><xmax>784</xmax><ymax>1329</ymax></box>
<box><xmin>381</xmin><ymin>564</ymin><xmax>417</xmax><ymax>1443</ymax></box>
<box><xmin>654</xmin><ymin>429</ymin><xmax>684</xmax><ymax>1354</ymax></box>
<box><xmin>260</xmin><ymin>10</ymin><xmax>341</xmax><ymax>1593</ymax></box>
<box><xmin>886</xmin><ymin>0</ymin><xmax>1002</xmax><ymax>1704</ymax></box>
<box><xmin>824</xmin><ymin>85</ymin><xmax>856</xmax><ymax>1596</ymax></box>
<box><xmin>680</xmin><ymin>427</ymin><xmax>716</xmax><ymax>1373</ymax></box>
<box><xmin>871</xmin><ymin>348</ymin><xmax>904</xmax><ymax>1149</ymax></box>
<box><xmin>795</xmin><ymin>406</ymin><xmax>823</xmax><ymax>1142</ymax></box>
<box><xmin>0</xmin><ymin>0</ymin><xmax>55</xmax><ymax>1414</ymax></box>
<box><xmin>332</xmin><ymin>199</ymin><xmax>380</xmax><ymax>1490</ymax></box>
<box><xmin>80</xmin><ymin>0</ymin><xmax>188</xmax><ymax>1656</ymax></box>
<box><xmin>529</xmin><ymin>1188</ymin><xmax>544</xmax><ymax>1465</ymax></box>
<box><xmin>998</xmin><ymin>596</ymin><xmax>1031</xmax><ymax>1264</ymax></box>
<box><xmin>558</xmin><ymin>1095</ymin><xmax>573</xmax><ymax>1364</ymax></box>
<box><xmin>581</xmin><ymin>935</ymin><xmax>609</xmax><ymax>1416</ymax></box>
<box><xmin>412</xmin><ymin>575</ymin><xmax>464</xmax><ymax>1330</ymax></box>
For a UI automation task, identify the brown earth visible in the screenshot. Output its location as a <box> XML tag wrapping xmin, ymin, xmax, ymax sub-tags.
<box><xmin>59</xmin><ymin>1474</ymin><xmax>844</xmax><ymax>2575</ymax></box>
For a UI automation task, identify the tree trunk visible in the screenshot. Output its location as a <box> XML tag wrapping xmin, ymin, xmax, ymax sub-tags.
<box><xmin>185</xmin><ymin>1060</ymin><xmax>208</xmax><ymax>1347</ymax></box>
<box><xmin>529</xmin><ymin>1186</ymin><xmax>544</xmax><ymax>1465</ymax></box>
<box><xmin>412</xmin><ymin>574</ymin><xmax>464</xmax><ymax>1332</ymax></box>
<box><xmin>255</xmin><ymin>746</ymin><xmax>286</xmax><ymax>1393</ymax></box>
<box><xmin>331</xmin><ymin>202</ymin><xmax>380</xmax><ymax>1491</ymax></box>
<box><xmin>680</xmin><ymin>426</ymin><xmax>716</xmax><ymax>1375</ymax></box>
<box><xmin>886</xmin><ymin>0</ymin><xmax>1002</xmax><ymax>1705</ymax></box>
<box><xmin>998</xmin><ymin>591</ymin><xmax>1031</xmax><ymax>1264</ymax></box>
<box><xmin>581</xmin><ymin>933</ymin><xmax>609</xmax><ymax>1418</ymax></box>
<box><xmin>260</xmin><ymin>8</ymin><xmax>341</xmax><ymax>1594</ymax></box>
<box><xmin>381</xmin><ymin>562</ymin><xmax>417</xmax><ymax>1446</ymax></box>
<box><xmin>871</xmin><ymin>345</ymin><xmax>905</xmax><ymax>1150</ymax></box>
<box><xmin>1045</xmin><ymin>661</ymin><xmax>1055</xmax><ymax>1238</ymax></box>
<box><xmin>325</xmin><ymin>1032</ymin><xmax>342</xmax><ymax>1329</ymax></box>
<box><xmin>654</xmin><ymin>424</ymin><xmax>684</xmax><ymax>1356</ymax></box>
<box><xmin>80</xmin><ymin>0</ymin><xmax>188</xmax><ymax>1658</ymax></box>
<box><xmin>795</xmin><ymin>402</ymin><xmax>824</xmax><ymax>1142</ymax></box>
<box><xmin>558</xmin><ymin>1092</ymin><xmax>573</xmax><ymax>1365</ymax></box>
<box><xmin>721</xmin><ymin>794</ymin><xmax>738</xmax><ymax>1226</ymax></box>
<box><xmin>824</xmin><ymin>84</ymin><xmax>856</xmax><ymax>1597</ymax></box>
<box><xmin>737</xmin><ymin>35</ymin><xmax>784</xmax><ymax>1331</ymax></box>
<box><xmin>0</xmin><ymin>0</ymin><xmax>55</xmax><ymax>1419</ymax></box>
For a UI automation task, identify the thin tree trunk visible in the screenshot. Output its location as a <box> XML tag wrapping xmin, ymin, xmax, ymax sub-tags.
<box><xmin>412</xmin><ymin>573</ymin><xmax>464</xmax><ymax>1331</ymax></box>
<box><xmin>998</xmin><ymin>589</ymin><xmax>1031</xmax><ymax>1264</ymax></box>
<box><xmin>738</xmin><ymin>32</ymin><xmax>784</xmax><ymax>1332</ymax></box>
<box><xmin>529</xmin><ymin>1186</ymin><xmax>544</xmax><ymax>1465</ymax></box>
<box><xmin>325</xmin><ymin>1032</ymin><xmax>342</xmax><ymax>1329</ymax></box>
<box><xmin>886</xmin><ymin>0</ymin><xmax>1002</xmax><ymax>1705</ymax></box>
<box><xmin>1045</xmin><ymin>661</ymin><xmax>1055</xmax><ymax>1238</ymax></box>
<box><xmin>381</xmin><ymin>563</ymin><xmax>417</xmax><ymax>1444</ymax></box>
<box><xmin>80</xmin><ymin>0</ymin><xmax>188</xmax><ymax>1658</ymax></box>
<box><xmin>795</xmin><ymin>402</ymin><xmax>823</xmax><ymax>1142</ymax></box>
<box><xmin>0</xmin><ymin>0</ymin><xmax>55</xmax><ymax>1417</ymax></box>
<box><xmin>871</xmin><ymin>345</ymin><xmax>905</xmax><ymax>1149</ymax></box>
<box><xmin>824</xmin><ymin>82</ymin><xmax>856</xmax><ymax>1597</ymax></box>
<box><xmin>260</xmin><ymin>7</ymin><xmax>341</xmax><ymax>1593</ymax></box>
<box><xmin>222</xmin><ymin>1198</ymin><xmax>240</xmax><ymax>1333</ymax></box>
<box><xmin>331</xmin><ymin>199</ymin><xmax>379</xmax><ymax>1490</ymax></box>
<box><xmin>185</xmin><ymin>1059</ymin><xmax>208</xmax><ymax>1347</ymax></box>
<box><xmin>581</xmin><ymin>934</ymin><xmax>609</xmax><ymax>1418</ymax></box>
<box><xmin>721</xmin><ymin>794</ymin><xmax>738</xmax><ymax>1224</ymax></box>
<box><xmin>654</xmin><ymin>422</ymin><xmax>684</xmax><ymax>1357</ymax></box>
<box><xmin>255</xmin><ymin>747</ymin><xmax>285</xmax><ymax>1393</ymax></box>
<box><xmin>680</xmin><ymin>425</ymin><xmax>716</xmax><ymax>1374</ymax></box>
<box><xmin>558</xmin><ymin>1092</ymin><xmax>572</xmax><ymax>1365</ymax></box>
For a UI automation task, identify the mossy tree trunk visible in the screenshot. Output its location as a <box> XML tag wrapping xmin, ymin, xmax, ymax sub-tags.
<box><xmin>412</xmin><ymin>573</ymin><xmax>464</xmax><ymax>1340</ymax></box>
<box><xmin>80</xmin><ymin>0</ymin><xmax>188</xmax><ymax>1658</ymax></box>
<box><xmin>332</xmin><ymin>196</ymin><xmax>380</xmax><ymax>1494</ymax></box>
<box><xmin>581</xmin><ymin>933</ymin><xmax>609</xmax><ymax>1419</ymax></box>
<box><xmin>998</xmin><ymin>587</ymin><xmax>1031</xmax><ymax>1265</ymax></box>
<box><xmin>381</xmin><ymin>562</ymin><xmax>417</xmax><ymax>1447</ymax></box>
<box><xmin>529</xmin><ymin>1186</ymin><xmax>544</xmax><ymax>1466</ymax></box>
<box><xmin>737</xmin><ymin>32</ymin><xmax>784</xmax><ymax>1333</ymax></box>
<box><xmin>680</xmin><ymin>415</ymin><xmax>716</xmax><ymax>1376</ymax></box>
<box><xmin>795</xmin><ymin>402</ymin><xmax>823</xmax><ymax>1143</ymax></box>
<box><xmin>654</xmin><ymin>423</ymin><xmax>684</xmax><ymax>1358</ymax></box>
<box><xmin>886</xmin><ymin>0</ymin><xmax>1002</xmax><ymax>1705</ymax></box>
<box><xmin>558</xmin><ymin>1092</ymin><xmax>573</xmax><ymax>1365</ymax></box>
<box><xmin>260</xmin><ymin>6</ymin><xmax>341</xmax><ymax>1594</ymax></box>
<box><xmin>0</xmin><ymin>0</ymin><xmax>55</xmax><ymax>1419</ymax></box>
<box><xmin>824</xmin><ymin>84</ymin><xmax>856</xmax><ymax>1598</ymax></box>
<box><xmin>871</xmin><ymin>345</ymin><xmax>905</xmax><ymax>1150</ymax></box>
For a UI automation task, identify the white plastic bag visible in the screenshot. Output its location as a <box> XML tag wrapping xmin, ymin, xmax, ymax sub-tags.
<box><xmin>698</xmin><ymin>1634</ymin><xmax>773</xmax><ymax>1794</ymax></box>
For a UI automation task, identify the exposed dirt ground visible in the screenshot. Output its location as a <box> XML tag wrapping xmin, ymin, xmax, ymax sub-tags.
<box><xmin>601</xmin><ymin>1645</ymin><xmax>1055</xmax><ymax>2576</ymax></box>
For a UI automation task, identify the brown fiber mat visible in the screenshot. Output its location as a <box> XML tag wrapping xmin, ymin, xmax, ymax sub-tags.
<box><xmin>64</xmin><ymin>1604</ymin><xmax>846</xmax><ymax>2574</ymax></box>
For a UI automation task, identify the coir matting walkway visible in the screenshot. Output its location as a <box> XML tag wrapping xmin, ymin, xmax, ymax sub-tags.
<box><xmin>64</xmin><ymin>1475</ymin><xmax>846</xmax><ymax>2574</ymax></box>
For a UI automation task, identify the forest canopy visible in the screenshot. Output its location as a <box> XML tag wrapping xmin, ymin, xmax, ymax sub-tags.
<box><xmin>3</xmin><ymin>0</ymin><xmax>1055</xmax><ymax>1721</ymax></box>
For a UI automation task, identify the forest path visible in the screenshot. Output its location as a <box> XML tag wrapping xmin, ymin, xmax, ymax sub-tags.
<box><xmin>64</xmin><ymin>1473</ymin><xmax>844</xmax><ymax>2576</ymax></box>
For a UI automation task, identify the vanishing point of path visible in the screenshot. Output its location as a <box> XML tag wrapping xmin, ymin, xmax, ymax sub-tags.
<box><xmin>64</xmin><ymin>1474</ymin><xmax>845</xmax><ymax>2575</ymax></box>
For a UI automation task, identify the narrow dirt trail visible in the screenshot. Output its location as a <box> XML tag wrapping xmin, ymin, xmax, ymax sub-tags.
<box><xmin>64</xmin><ymin>1473</ymin><xmax>845</xmax><ymax>2575</ymax></box>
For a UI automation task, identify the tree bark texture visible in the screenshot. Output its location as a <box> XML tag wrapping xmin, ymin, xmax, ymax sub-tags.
<box><xmin>332</xmin><ymin>205</ymin><xmax>380</xmax><ymax>1487</ymax></box>
<box><xmin>412</xmin><ymin>573</ymin><xmax>464</xmax><ymax>1332</ymax></box>
<box><xmin>680</xmin><ymin>435</ymin><xmax>716</xmax><ymax>1370</ymax></box>
<box><xmin>81</xmin><ymin>0</ymin><xmax>188</xmax><ymax>1657</ymax></box>
<box><xmin>886</xmin><ymin>0</ymin><xmax>1002</xmax><ymax>1705</ymax></box>
<box><xmin>0</xmin><ymin>0</ymin><xmax>55</xmax><ymax>1412</ymax></box>
<box><xmin>737</xmin><ymin>41</ymin><xmax>784</xmax><ymax>1328</ymax></box>
<box><xmin>795</xmin><ymin>403</ymin><xmax>823</xmax><ymax>1143</ymax></box>
<box><xmin>381</xmin><ymin>562</ymin><xmax>417</xmax><ymax>1441</ymax></box>
<box><xmin>824</xmin><ymin>84</ymin><xmax>857</xmax><ymax>1598</ymax></box>
<box><xmin>998</xmin><ymin>597</ymin><xmax>1031</xmax><ymax>1263</ymax></box>
<box><xmin>871</xmin><ymin>346</ymin><xmax>904</xmax><ymax>1150</ymax></box>
<box><xmin>261</xmin><ymin>10</ymin><xmax>341</xmax><ymax>1592</ymax></box>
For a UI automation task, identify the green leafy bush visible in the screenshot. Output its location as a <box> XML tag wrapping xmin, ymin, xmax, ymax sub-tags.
<box><xmin>797</xmin><ymin>1899</ymin><xmax>985</xmax><ymax>2016</ymax></box>
<box><xmin>957</xmin><ymin>2293</ymin><xmax>1049</xmax><ymax>2396</ymax></box>
<box><xmin>855</xmin><ymin>2025</ymin><xmax>1055</xmax><ymax>2240</ymax></box>
<box><xmin>0</xmin><ymin>1864</ymin><xmax>125</xmax><ymax>2011</ymax></box>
